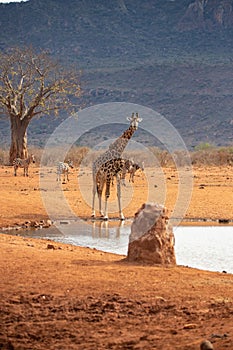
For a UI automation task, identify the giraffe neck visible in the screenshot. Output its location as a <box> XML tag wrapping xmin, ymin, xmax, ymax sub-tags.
<box><xmin>93</xmin><ymin>125</ymin><xmax>136</xmax><ymax>171</ymax></box>
<box><xmin>108</xmin><ymin>125</ymin><xmax>136</xmax><ymax>157</ymax></box>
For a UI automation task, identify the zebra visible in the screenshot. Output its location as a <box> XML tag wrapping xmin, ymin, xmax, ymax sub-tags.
<box><xmin>128</xmin><ymin>161</ymin><xmax>144</xmax><ymax>183</ymax></box>
<box><xmin>121</xmin><ymin>159</ymin><xmax>144</xmax><ymax>185</ymax></box>
<box><xmin>121</xmin><ymin>159</ymin><xmax>144</xmax><ymax>186</ymax></box>
<box><xmin>13</xmin><ymin>154</ymin><xmax>36</xmax><ymax>177</ymax></box>
<box><xmin>56</xmin><ymin>160</ymin><xmax>74</xmax><ymax>183</ymax></box>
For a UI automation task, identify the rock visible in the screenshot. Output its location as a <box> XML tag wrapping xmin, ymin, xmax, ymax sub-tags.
<box><xmin>177</xmin><ymin>0</ymin><xmax>233</xmax><ymax>32</ymax></box>
<box><xmin>183</xmin><ymin>323</ymin><xmax>197</xmax><ymax>329</ymax></box>
<box><xmin>177</xmin><ymin>0</ymin><xmax>205</xmax><ymax>31</ymax></box>
<box><xmin>24</xmin><ymin>220</ymin><xmax>31</xmax><ymax>225</ymax></box>
<box><xmin>47</xmin><ymin>244</ymin><xmax>55</xmax><ymax>250</ymax></box>
<box><xmin>200</xmin><ymin>340</ymin><xmax>214</xmax><ymax>350</ymax></box>
<box><xmin>30</xmin><ymin>219</ymin><xmax>52</xmax><ymax>228</ymax></box>
<box><xmin>43</xmin><ymin>219</ymin><xmax>52</xmax><ymax>228</ymax></box>
<box><xmin>30</xmin><ymin>221</ymin><xmax>40</xmax><ymax>228</ymax></box>
<box><xmin>218</xmin><ymin>218</ymin><xmax>229</xmax><ymax>224</ymax></box>
<box><xmin>127</xmin><ymin>203</ymin><xmax>176</xmax><ymax>265</ymax></box>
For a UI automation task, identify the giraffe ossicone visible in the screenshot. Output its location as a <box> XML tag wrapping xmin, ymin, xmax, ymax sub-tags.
<box><xmin>91</xmin><ymin>112</ymin><xmax>142</xmax><ymax>220</ymax></box>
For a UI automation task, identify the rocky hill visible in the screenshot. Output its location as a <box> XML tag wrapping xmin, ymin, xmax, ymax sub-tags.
<box><xmin>0</xmin><ymin>0</ymin><xmax>233</xmax><ymax>148</ymax></box>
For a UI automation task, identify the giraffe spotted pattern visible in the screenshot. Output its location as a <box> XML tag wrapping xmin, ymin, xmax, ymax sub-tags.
<box><xmin>92</xmin><ymin>112</ymin><xmax>142</xmax><ymax>220</ymax></box>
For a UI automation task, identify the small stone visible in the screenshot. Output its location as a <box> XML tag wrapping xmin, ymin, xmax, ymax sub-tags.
<box><xmin>218</xmin><ymin>218</ymin><xmax>229</xmax><ymax>224</ymax></box>
<box><xmin>46</xmin><ymin>219</ymin><xmax>52</xmax><ymax>226</ymax></box>
<box><xmin>30</xmin><ymin>221</ymin><xmax>40</xmax><ymax>228</ymax></box>
<box><xmin>47</xmin><ymin>244</ymin><xmax>55</xmax><ymax>250</ymax></box>
<box><xmin>43</xmin><ymin>219</ymin><xmax>52</xmax><ymax>228</ymax></box>
<box><xmin>200</xmin><ymin>340</ymin><xmax>214</xmax><ymax>350</ymax></box>
<box><xmin>183</xmin><ymin>323</ymin><xmax>197</xmax><ymax>329</ymax></box>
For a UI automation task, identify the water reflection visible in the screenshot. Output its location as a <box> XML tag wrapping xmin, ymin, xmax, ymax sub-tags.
<box><xmin>27</xmin><ymin>219</ymin><xmax>132</xmax><ymax>256</ymax></box>
<box><xmin>91</xmin><ymin>220</ymin><xmax>124</xmax><ymax>239</ymax></box>
<box><xmin>1</xmin><ymin>221</ymin><xmax>233</xmax><ymax>273</ymax></box>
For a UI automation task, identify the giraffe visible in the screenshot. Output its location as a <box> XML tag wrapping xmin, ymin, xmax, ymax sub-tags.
<box><xmin>91</xmin><ymin>112</ymin><xmax>142</xmax><ymax>220</ymax></box>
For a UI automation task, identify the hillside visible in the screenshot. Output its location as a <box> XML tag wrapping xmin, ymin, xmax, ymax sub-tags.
<box><xmin>0</xmin><ymin>0</ymin><xmax>233</xmax><ymax>148</ymax></box>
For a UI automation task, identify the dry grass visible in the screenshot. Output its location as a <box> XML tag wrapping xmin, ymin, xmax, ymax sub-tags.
<box><xmin>1</xmin><ymin>145</ymin><xmax>233</xmax><ymax>167</ymax></box>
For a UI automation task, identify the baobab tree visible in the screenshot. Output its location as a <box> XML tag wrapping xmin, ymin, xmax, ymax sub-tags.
<box><xmin>0</xmin><ymin>47</ymin><xmax>81</xmax><ymax>163</ymax></box>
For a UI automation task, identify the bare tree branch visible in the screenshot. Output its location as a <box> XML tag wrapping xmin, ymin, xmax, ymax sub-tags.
<box><xmin>0</xmin><ymin>46</ymin><xmax>82</xmax><ymax>162</ymax></box>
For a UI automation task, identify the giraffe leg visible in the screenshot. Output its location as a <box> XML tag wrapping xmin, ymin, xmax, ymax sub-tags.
<box><xmin>92</xmin><ymin>179</ymin><xmax>104</xmax><ymax>217</ymax></box>
<box><xmin>97</xmin><ymin>180</ymin><xmax>104</xmax><ymax>217</ymax></box>
<box><xmin>116</xmin><ymin>220</ymin><xmax>124</xmax><ymax>237</ymax></box>
<box><xmin>101</xmin><ymin>220</ymin><xmax>109</xmax><ymax>237</ymax></box>
<box><xmin>103</xmin><ymin>178</ymin><xmax>111</xmax><ymax>220</ymax></box>
<box><xmin>116</xmin><ymin>174</ymin><xmax>125</xmax><ymax>220</ymax></box>
<box><xmin>103</xmin><ymin>199</ymin><xmax>108</xmax><ymax>220</ymax></box>
<box><xmin>98</xmin><ymin>192</ymin><xmax>104</xmax><ymax>217</ymax></box>
<box><xmin>121</xmin><ymin>167</ymin><xmax>127</xmax><ymax>186</ymax></box>
<box><xmin>131</xmin><ymin>171</ymin><xmax>135</xmax><ymax>183</ymax></box>
<box><xmin>91</xmin><ymin>179</ymin><xmax>97</xmax><ymax>217</ymax></box>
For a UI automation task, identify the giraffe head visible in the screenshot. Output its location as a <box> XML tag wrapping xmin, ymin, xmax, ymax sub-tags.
<box><xmin>127</xmin><ymin>112</ymin><xmax>142</xmax><ymax>130</ymax></box>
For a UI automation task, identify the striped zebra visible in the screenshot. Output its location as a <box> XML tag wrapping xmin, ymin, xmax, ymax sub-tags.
<box><xmin>128</xmin><ymin>161</ymin><xmax>144</xmax><ymax>183</ymax></box>
<box><xmin>121</xmin><ymin>159</ymin><xmax>144</xmax><ymax>184</ymax></box>
<box><xmin>13</xmin><ymin>154</ymin><xmax>36</xmax><ymax>177</ymax></box>
<box><xmin>56</xmin><ymin>160</ymin><xmax>74</xmax><ymax>183</ymax></box>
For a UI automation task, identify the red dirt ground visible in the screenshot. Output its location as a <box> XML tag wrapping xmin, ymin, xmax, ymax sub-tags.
<box><xmin>0</xmin><ymin>165</ymin><xmax>233</xmax><ymax>349</ymax></box>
